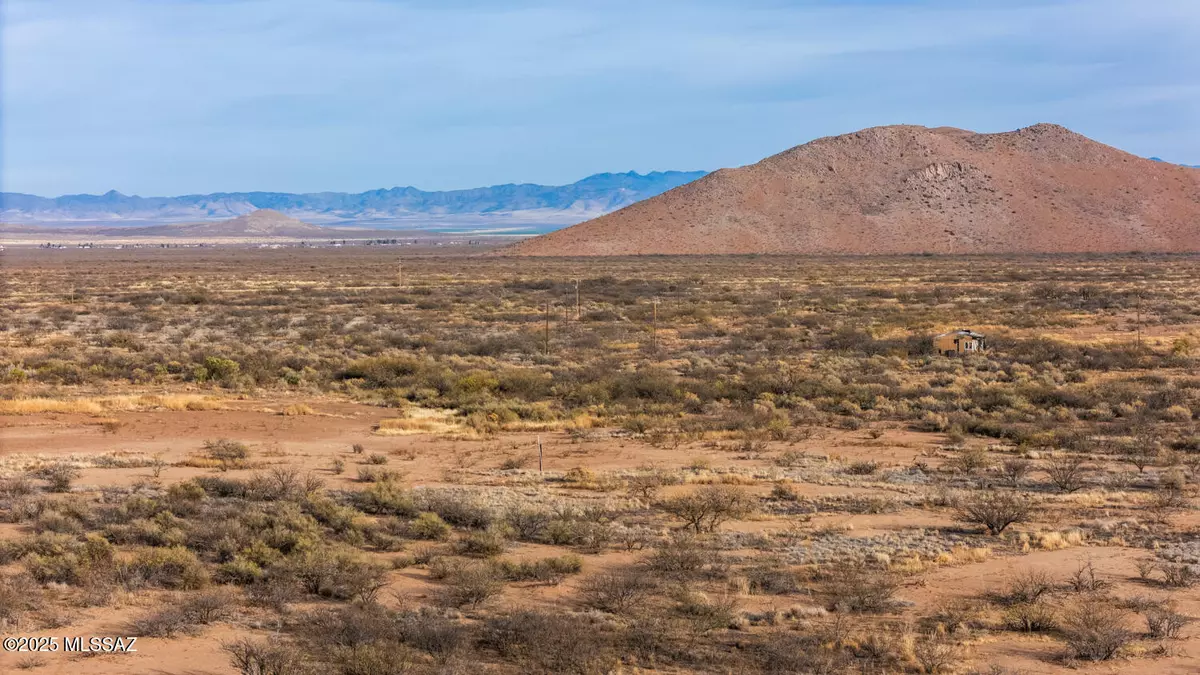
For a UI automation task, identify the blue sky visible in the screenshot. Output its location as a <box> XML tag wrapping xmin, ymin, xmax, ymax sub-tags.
<box><xmin>3</xmin><ymin>0</ymin><xmax>1198</xmax><ymax>196</ymax></box>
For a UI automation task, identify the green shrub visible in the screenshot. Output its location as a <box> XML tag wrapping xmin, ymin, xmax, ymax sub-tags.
<box><xmin>123</xmin><ymin>546</ymin><xmax>209</xmax><ymax>590</ymax></box>
<box><xmin>408</xmin><ymin>512</ymin><xmax>451</xmax><ymax>540</ymax></box>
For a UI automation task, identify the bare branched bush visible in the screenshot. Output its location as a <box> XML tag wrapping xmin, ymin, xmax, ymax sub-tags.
<box><xmin>1067</xmin><ymin>557</ymin><xmax>1109</xmax><ymax>593</ymax></box>
<box><xmin>824</xmin><ymin>563</ymin><xmax>900</xmax><ymax>613</ymax></box>
<box><xmin>658</xmin><ymin>484</ymin><xmax>755</xmax><ymax>533</ymax></box>
<box><xmin>1045</xmin><ymin>454</ymin><xmax>1089</xmax><ymax>493</ymax></box>
<box><xmin>912</xmin><ymin>631</ymin><xmax>961</xmax><ymax>674</ymax></box>
<box><xmin>223</xmin><ymin>638</ymin><xmax>306</xmax><ymax>675</ymax></box>
<box><xmin>956</xmin><ymin>489</ymin><xmax>1034</xmax><ymax>535</ymax></box>
<box><xmin>1145</xmin><ymin>606</ymin><xmax>1192</xmax><ymax>639</ymax></box>
<box><xmin>999</xmin><ymin>458</ymin><xmax>1033</xmax><ymax>486</ymax></box>
<box><xmin>1000</xmin><ymin>568</ymin><xmax>1056</xmax><ymax>605</ymax></box>
<box><xmin>1059</xmin><ymin>600</ymin><xmax>1133</xmax><ymax>661</ymax></box>
<box><xmin>580</xmin><ymin>569</ymin><xmax>656</xmax><ymax>614</ymax></box>
<box><xmin>34</xmin><ymin>463</ymin><xmax>81</xmax><ymax>492</ymax></box>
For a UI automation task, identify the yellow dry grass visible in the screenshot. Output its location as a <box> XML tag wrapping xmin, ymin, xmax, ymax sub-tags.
<box><xmin>375</xmin><ymin>417</ymin><xmax>455</xmax><ymax>435</ymax></box>
<box><xmin>1023</xmin><ymin>529</ymin><xmax>1087</xmax><ymax>551</ymax></box>
<box><xmin>281</xmin><ymin>403</ymin><xmax>316</xmax><ymax>416</ymax></box>
<box><xmin>0</xmin><ymin>394</ymin><xmax>225</xmax><ymax>416</ymax></box>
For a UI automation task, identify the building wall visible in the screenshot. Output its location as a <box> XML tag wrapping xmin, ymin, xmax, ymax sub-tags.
<box><xmin>933</xmin><ymin>334</ymin><xmax>982</xmax><ymax>354</ymax></box>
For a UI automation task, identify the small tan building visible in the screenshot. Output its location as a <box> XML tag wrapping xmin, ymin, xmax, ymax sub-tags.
<box><xmin>933</xmin><ymin>329</ymin><xmax>985</xmax><ymax>356</ymax></box>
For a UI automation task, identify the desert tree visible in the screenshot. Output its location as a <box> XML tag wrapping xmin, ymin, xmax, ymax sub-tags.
<box><xmin>659</xmin><ymin>484</ymin><xmax>755</xmax><ymax>533</ymax></box>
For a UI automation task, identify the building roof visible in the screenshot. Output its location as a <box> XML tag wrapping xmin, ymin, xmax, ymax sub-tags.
<box><xmin>934</xmin><ymin>329</ymin><xmax>985</xmax><ymax>339</ymax></box>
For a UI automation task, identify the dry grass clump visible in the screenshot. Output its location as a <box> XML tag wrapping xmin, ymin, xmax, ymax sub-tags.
<box><xmin>0</xmin><ymin>394</ymin><xmax>225</xmax><ymax>415</ymax></box>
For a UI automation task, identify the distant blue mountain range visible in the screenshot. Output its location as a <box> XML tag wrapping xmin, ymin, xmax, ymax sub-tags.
<box><xmin>0</xmin><ymin>170</ymin><xmax>707</xmax><ymax>227</ymax></box>
<box><xmin>1148</xmin><ymin>157</ymin><xmax>1199</xmax><ymax>168</ymax></box>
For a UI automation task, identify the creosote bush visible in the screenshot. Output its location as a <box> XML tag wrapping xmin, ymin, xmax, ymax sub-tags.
<box><xmin>659</xmin><ymin>484</ymin><xmax>755</xmax><ymax>533</ymax></box>
<box><xmin>956</xmin><ymin>489</ymin><xmax>1035</xmax><ymax>535</ymax></box>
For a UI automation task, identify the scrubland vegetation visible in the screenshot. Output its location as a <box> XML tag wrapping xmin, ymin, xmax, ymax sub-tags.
<box><xmin>0</xmin><ymin>247</ymin><xmax>1198</xmax><ymax>673</ymax></box>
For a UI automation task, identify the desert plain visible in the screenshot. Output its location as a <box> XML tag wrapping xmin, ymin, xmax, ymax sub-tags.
<box><xmin>0</xmin><ymin>244</ymin><xmax>1198</xmax><ymax>674</ymax></box>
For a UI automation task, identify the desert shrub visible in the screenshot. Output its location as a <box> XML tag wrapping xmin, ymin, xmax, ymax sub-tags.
<box><xmin>454</xmin><ymin>529</ymin><xmax>508</xmax><ymax>558</ymax></box>
<box><xmin>0</xmin><ymin>574</ymin><xmax>43</xmax><ymax>627</ymax></box>
<box><xmin>908</xmin><ymin>632</ymin><xmax>960</xmax><ymax>675</ymax></box>
<box><xmin>581</xmin><ymin>569</ymin><xmax>656</xmax><ymax>614</ymax></box>
<box><xmin>439</xmin><ymin>560</ymin><xmax>503</xmax><ymax>608</ymax></box>
<box><xmin>482</xmin><ymin>610</ymin><xmax>620</xmax><ymax>675</ymax></box>
<box><xmin>503</xmin><ymin>505</ymin><xmax>553</xmax><ymax>540</ymax></box>
<box><xmin>205</xmin><ymin>439</ymin><xmax>251</xmax><ymax>471</ymax></box>
<box><xmin>194</xmin><ymin>475</ymin><xmax>249</xmax><ymax>498</ymax></box>
<box><xmin>249</xmin><ymin>467</ymin><xmax>323</xmax><ymax>502</ymax></box>
<box><xmin>0</xmin><ymin>475</ymin><xmax>35</xmax><ymax>498</ymax></box>
<box><xmin>1000</xmin><ymin>458</ymin><xmax>1033</xmax><ymax>486</ymax></box>
<box><xmin>181</xmin><ymin>586</ymin><xmax>238</xmax><ymax>623</ymax></box>
<box><xmin>129</xmin><ymin>605</ymin><xmax>196</xmax><ymax>638</ymax></box>
<box><xmin>1067</xmin><ymin>557</ymin><xmax>1109</xmax><ymax>593</ymax></box>
<box><xmin>247</xmin><ymin>576</ymin><xmax>303</xmax><ymax>613</ymax></box>
<box><xmin>33</xmin><ymin>463</ymin><xmax>81</xmax><ymax>492</ymax></box>
<box><xmin>1145</xmin><ymin>606</ymin><xmax>1192</xmax><ymax>639</ymax></box>
<box><xmin>744</xmin><ymin>565</ymin><xmax>802</xmax><ymax>595</ymax></box>
<box><xmin>844</xmin><ymin>460</ymin><xmax>879</xmax><ymax>476</ymax></box>
<box><xmin>646</xmin><ymin>534</ymin><xmax>713</xmax><ymax>579</ymax></box>
<box><xmin>956</xmin><ymin>489</ymin><xmax>1035</xmax><ymax>535</ymax></box>
<box><xmin>407</xmin><ymin>512</ymin><xmax>451</xmax><ymax>540</ymax></box>
<box><xmin>496</xmin><ymin>555</ymin><xmax>582</xmax><ymax>585</ymax></box>
<box><xmin>356</xmin><ymin>466</ymin><xmax>403</xmax><ymax>483</ymax></box>
<box><xmin>414</xmin><ymin>489</ymin><xmax>495</xmax><ymax>529</ymax></box>
<box><xmin>366</xmin><ymin>453</ymin><xmax>389</xmax><ymax>465</ymax></box>
<box><xmin>303</xmin><ymin>496</ymin><xmax>364</xmax><ymax>537</ymax></box>
<box><xmin>1059</xmin><ymin>599</ymin><xmax>1133</xmax><ymax>661</ymax></box>
<box><xmin>351</xmin><ymin>481</ymin><xmax>416</xmax><ymax>516</ymax></box>
<box><xmin>824</xmin><ymin>563</ymin><xmax>900</xmax><ymax>612</ymax></box>
<box><xmin>673</xmin><ymin>589</ymin><xmax>739</xmax><ymax>635</ymax></box>
<box><xmin>626</xmin><ymin>472</ymin><xmax>675</xmax><ymax>500</ymax></box>
<box><xmin>24</xmin><ymin>534</ymin><xmax>114</xmax><ymax>586</ymax></box>
<box><xmin>952</xmin><ymin>447</ymin><xmax>991</xmax><ymax>473</ymax></box>
<box><xmin>755</xmin><ymin>631</ymin><xmax>847</xmax><ymax>674</ymax></box>
<box><xmin>498</xmin><ymin>453</ymin><xmax>533</xmax><ymax>470</ymax></box>
<box><xmin>999</xmin><ymin>568</ymin><xmax>1056</xmax><ymax>605</ymax></box>
<box><xmin>1044</xmin><ymin>454</ymin><xmax>1089</xmax><ymax>493</ymax></box>
<box><xmin>391</xmin><ymin>609</ymin><xmax>468</xmax><ymax>656</ymax></box>
<box><xmin>659</xmin><ymin>484</ymin><xmax>755</xmax><ymax>533</ymax></box>
<box><xmin>216</xmin><ymin>558</ymin><xmax>265</xmax><ymax>585</ymax></box>
<box><xmin>123</xmin><ymin>546</ymin><xmax>209</xmax><ymax>590</ymax></box>
<box><xmin>1003</xmin><ymin>601</ymin><xmax>1057</xmax><ymax>632</ymax></box>
<box><xmin>203</xmin><ymin>356</ymin><xmax>241</xmax><ymax>382</ymax></box>
<box><xmin>224</xmin><ymin>638</ymin><xmax>305</xmax><ymax>675</ymax></box>
<box><xmin>1158</xmin><ymin>562</ymin><xmax>1197</xmax><ymax>588</ymax></box>
<box><xmin>274</xmin><ymin>547</ymin><xmax>389</xmax><ymax>602</ymax></box>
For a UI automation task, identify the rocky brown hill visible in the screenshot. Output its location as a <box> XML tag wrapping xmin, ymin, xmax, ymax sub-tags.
<box><xmin>120</xmin><ymin>209</ymin><xmax>328</xmax><ymax>237</ymax></box>
<box><xmin>506</xmin><ymin>124</ymin><xmax>1200</xmax><ymax>255</ymax></box>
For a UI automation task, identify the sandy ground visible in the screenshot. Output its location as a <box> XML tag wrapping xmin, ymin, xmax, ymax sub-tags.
<box><xmin>1</xmin><ymin>399</ymin><xmax>1198</xmax><ymax>674</ymax></box>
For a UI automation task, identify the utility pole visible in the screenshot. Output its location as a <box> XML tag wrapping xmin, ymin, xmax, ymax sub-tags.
<box><xmin>397</xmin><ymin>260</ymin><xmax>403</xmax><ymax>288</ymax></box>
<box><xmin>651</xmin><ymin>298</ymin><xmax>659</xmax><ymax>353</ymax></box>
<box><xmin>544</xmin><ymin>301</ymin><xmax>551</xmax><ymax>355</ymax></box>
<box><xmin>574</xmin><ymin>279</ymin><xmax>581</xmax><ymax>321</ymax></box>
<box><xmin>538</xmin><ymin>435</ymin><xmax>543</xmax><ymax>474</ymax></box>
<box><xmin>1136</xmin><ymin>292</ymin><xmax>1143</xmax><ymax>351</ymax></box>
